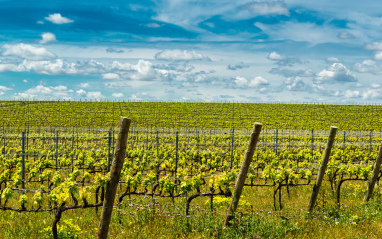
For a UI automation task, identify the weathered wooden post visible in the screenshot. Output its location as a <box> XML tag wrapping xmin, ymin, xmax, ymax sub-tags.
<box><xmin>225</xmin><ymin>122</ymin><xmax>262</xmax><ymax>225</ymax></box>
<box><xmin>98</xmin><ymin>117</ymin><xmax>131</xmax><ymax>239</ymax></box>
<box><xmin>307</xmin><ymin>126</ymin><xmax>337</xmax><ymax>212</ymax></box>
<box><xmin>364</xmin><ymin>142</ymin><xmax>382</xmax><ymax>202</ymax></box>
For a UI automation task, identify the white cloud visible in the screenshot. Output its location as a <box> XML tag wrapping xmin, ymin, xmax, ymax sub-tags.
<box><xmin>155</xmin><ymin>49</ymin><xmax>211</xmax><ymax>61</ymax></box>
<box><xmin>242</xmin><ymin>0</ymin><xmax>290</xmax><ymax>17</ymax></box>
<box><xmin>233</xmin><ymin>76</ymin><xmax>269</xmax><ymax>88</ymax></box>
<box><xmin>45</xmin><ymin>13</ymin><xmax>74</xmax><ymax>24</ymax></box>
<box><xmin>79</xmin><ymin>83</ymin><xmax>90</xmax><ymax>88</ymax></box>
<box><xmin>102</xmin><ymin>73</ymin><xmax>120</xmax><ymax>80</ymax></box>
<box><xmin>268</xmin><ymin>51</ymin><xmax>283</xmax><ymax>60</ymax></box>
<box><xmin>76</xmin><ymin>89</ymin><xmax>86</xmax><ymax>96</ymax></box>
<box><xmin>315</xmin><ymin>63</ymin><xmax>357</xmax><ymax>83</ymax></box>
<box><xmin>14</xmin><ymin>85</ymin><xmax>71</xmax><ymax>100</ymax></box>
<box><xmin>234</xmin><ymin>76</ymin><xmax>248</xmax><ymax>88</ymax></box>
<box><xmin>112</xmin><ymin>93</ymin><xmax>124</xmax><ymax>98</ymax></box>
<box><xmin>267</xmin><ymin>51</ymin><xmax>303</xmax><ymax>66</ymax></box>
<box><xmin>365</xmin><ymin>41</ymin><xmax>382</xmax><ymax>50</ymax></box>
<box><xmin>23</xmin><ymin>79</ymin><xmax>28</xmax><ymax>83</ymax></box>
<box><xmin>36</xmin><ymin>21</ymin><xmax>44</xmax><ymax>25</ymax></box>
<box><xmin>0</xmin><ymin>59</ymin><xmax>107</xmax><ymax>75</ymax></box>
<box><xmin>343</xmin><ymin>90</ymin><xmax>360</xmax><ymax>98</ymax></box>
<box><xmin>155</xmin><ymin>62</ymin><xmax>195</xmax><ymax>72</ymax></box>
<box><xmin>374</xmin><ymin>52</ymin><xmax>382</xmax><ymax>61</ymax></box>
<box><xmin>86</xmin><ymin>91</ymin><xmax>104</xmax><ymax>100</ymax></box>
<box><xmin>249</xmin><ymin>76</ymin><xmax>269</xmax><ymax>87</ymax></box>
<box><xmin>0</xmin><ymin>59</ymin><xmax>76</xmax><ymax>75</ymax></box>
<box><xmin>269</xmin><ymin>67</ymin><xmax>314</xmax><ymax>77</ymax></box>
<box><xmin>0</xmin><ymin>85</ymin><xmax>12</xmax><ymax>91</ymax></box>
<box><xmin>311</xmin><ymin>84</ymin><xmax>326</xmax><ymax>93</ymax></box>
<box><xmin>353</xmin><ymin>60</ymin><xmax>382</xmax><ymax>75</ymax></box>
<box><xmin>326</xmin><ymin>57</ymin><xmax>340</xmax><ymax>63</ymax></box>
<box><xmin>112</xmin><ymin>60</ymin><xmax>174</xmax><ymax>81</ymax></box>
<box><xmin>39</xmin><ymin>32</ymin><xmax>57</xmax><ymax>44</ymax></box>
<box><xmin>283</xmin><ymin>77</ymin><xmax>307</xmax><ymax>91</ymax></box>
<box><xmin>256</xmin><ymin>21</ymin><xmax>340</xmax><ymax>44</ymax></box>
<box><xmin>2</xmin><ymin>43</ymin><xmax>56</xmax><ymax>60</ymax></box>
<box><xmin>362</xmin><ymin>89</ymin><xmax>382</xmax><ymax>99</ymax></box>
<box><xmin>0</xmin><ymin>85</ymin><xmax>12</xmax><ymax>96</ymax></box>
<box><xmin>364</xmin><ymin>42</ymin><xmax>382</xmax><ymax>60</ymax></box>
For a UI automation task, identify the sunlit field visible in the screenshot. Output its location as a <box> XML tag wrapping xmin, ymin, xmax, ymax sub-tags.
<box><xmin>1</xmin><ymin>101</ymin><xmax>382</xmax><ymax>238</ymax></box>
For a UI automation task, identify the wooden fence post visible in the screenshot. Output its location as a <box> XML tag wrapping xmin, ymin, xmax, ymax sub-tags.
<box><xmin>98</xmin><ymin>117</ymin><xmax>131</xmax><ymax>239</ymax></box>
<box><xmin>307</xmin><ymin>126</ymin><xmax>337</xmax><ymax>212</ymax></box>
<box><xmin>364</xmin><ymin>142</ymin><xmax>382</xmax><ymax>202</ymax></box>
<box><xmin>225</xmin><ymin>122</ymin><xmax>262</xmax><ymax>225</ymax></box>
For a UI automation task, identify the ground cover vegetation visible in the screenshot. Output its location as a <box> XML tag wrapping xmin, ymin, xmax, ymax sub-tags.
<box><xmin>1</xmin><ymin>101</ymin><xmax>382</xmax><ymax>238</ymax></box>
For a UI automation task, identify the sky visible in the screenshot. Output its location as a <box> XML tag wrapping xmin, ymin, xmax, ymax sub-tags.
<box><xmin>1</xmin><ymin>0</ymin><xmax>382</xmax><ymax>103</ymax></box>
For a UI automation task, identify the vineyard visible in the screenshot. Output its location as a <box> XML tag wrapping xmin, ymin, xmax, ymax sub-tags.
<box><xmin>1</xmin><ymin>101</ymin><xmax>382</xmax><ymax>238</ymax></box>
<box><xmin>1</xmin><ymin>101</ymin><xmax>382</xmax><ymax>130</ymax></box>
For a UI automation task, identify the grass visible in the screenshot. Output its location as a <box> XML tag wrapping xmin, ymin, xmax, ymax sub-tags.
<box><xmin>1</xmin><ymin>181</ymin><xmax>382</xmax><ymax>238</ymax></box>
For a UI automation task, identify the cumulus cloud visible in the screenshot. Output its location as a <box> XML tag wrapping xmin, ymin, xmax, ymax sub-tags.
<box><xmin>0</xmin><ymin>85</ymin><xmax>12</xmax><ymax>96</ymax></box>
<box><xmin>2</xmin><ymin>43</ymin><xmax>56</xmax><ymax>60</ymax></box>
<box><xmin>269</xmin><ymin>67</ymin><xmax>314</xmax><ymax>77</ymax></box>
<box><xmin>267</xmin><ymin>51</ymin><xmax>303</xmax><ymax>66</ymax></box>
<box><xmin>112</xmin><ymin>60</ymin><xmax>175</xmax><ymax>81</ymax></box>
<box><xmin>39</xmin><ymin>33</ymin><xmax>57</xmax><ymax>44</ymax></box>
<box><xmin>0</xmin><ymin>85</ymin><xmax>12</xmax><ymax>92</ymax></box>
<box><xmin>76</xmin><ymin>89</ymin><xmax>86</xmax><ymax>96</ymax></box>
<box><xmin>242</xmin><ymin>0</ymin><xmax>290</xmax><ymax>17</ymax></box>
<box><xmin>364</xmin><ymin>42</ymin><xmax>382</xmax><ymax>60</ymax></box>
<box><xmin>343</xmin><ymin>90</ymin><xmax>360</xmax><ymax>98</ymax></box>
<box><xmin>233</xmin><ymin>76</ymin><xmax>269</xmax><ymax>88</ymax></box>
<box><xmin>227</xmin><ymin>62</ymin><xmax>250</xmax><ymax>71</ymax></box>
<box><xmin>283</xmin><ymin>77</ymin><xmax>307</xmax><ymax>91</ymax></box>
<box><xmin>353</xmin><ymin>60</ymin><xmax>382</xmax><ymax>75</ymax></box>
<box><xmin>154</xmin><ymin>62</ymin><xmax>195</xmax><ymax>72</ymax></box>
<box><xmin>14</xmin><ymin>85</ymin><xmax>72</xmax><ymax>100</ymax></box>
<box><xmin>102</xmin><ymin>73</ymin><xmax>120</xmax><ymax>80</ymax></box>
<box><xmin>0</xmin><ymin>59</ymin><xmax>76</xmax><ymax>74</ymax></box>
<box><xmin>45</xmin><ymin>13</ymin><xmax>74</xmax><ymax>24</ymax></box>
<box><xmin>311</xmin><ymin>84</ymin><xmax>326</xmax><ymax>93</ymax></box>
<box><xmin>184</xmin><ymin>70</ymin><xmax>216</xmax><ymax>83</ymax></box>
<box><xmin>0</xmin><ymin>59</ymin><xmax>107</xmax><ymax>75</ymax></box>
<box><xmin>86</xmin><ymin>91</ymin><xmax>104</xmax><ymax>100</ymax></box>
<box><xmin>155</xmin><ymin>49</ymin><xmax>211</xmax><ymax>61</ymax></box>
<box><xmin>112</xmin><ymin>93</ymin><xmax>124</xmax><ymax>98</ymax></box>
<box><xmin>79</xmin><ymin>83</ymin><xmax>90</xmax><ymax>88</ymax></box>
<box><xmin>374</xmin><ymin>52</ymin><xmax>382</xmax><ymax>61</ymax></box>
<box><xmin>315</xmin><ymin>63</ymin><xmax>357</xmax><ymax>84</ymax></box>
<box><xmin>363</xmin><ymin>88</ymin><xmax>382</xmax><ymax>99</ymax></box>
<box><xmin>268</xmin><ymin>51</ymin><xmax>283</xmax><ymax>60</ymax></box>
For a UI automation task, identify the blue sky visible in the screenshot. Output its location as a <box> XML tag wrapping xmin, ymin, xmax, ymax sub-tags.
<box><xmin>1</xmin><ymin>0</ymin><xmax>382</xmax><ymax>103</ymax></box>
